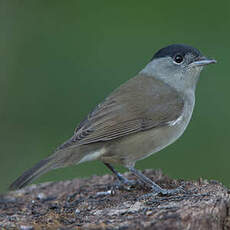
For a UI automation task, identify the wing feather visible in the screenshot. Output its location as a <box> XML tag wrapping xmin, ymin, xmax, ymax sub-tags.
<box><xmin>58</xmin><ymin>74</ymin><xmax>184</xmax><ymax>149</ymax></box>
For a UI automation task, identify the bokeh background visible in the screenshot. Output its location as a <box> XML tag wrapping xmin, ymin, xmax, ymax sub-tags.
<box><xmin>0</xmin><ymin>1</ymin><xmax>229</xmax><ymax>193</ymax></box>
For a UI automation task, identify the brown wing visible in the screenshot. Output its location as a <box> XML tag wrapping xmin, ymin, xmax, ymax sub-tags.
<box><xmin>58</xmin><ymin>74</ymin><xmax>184</xmax><ymax>149</ymax></box>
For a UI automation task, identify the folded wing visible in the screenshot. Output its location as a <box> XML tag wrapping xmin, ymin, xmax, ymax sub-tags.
<box><xmin>58</xmin><ymin>74</ymin><xmax>184</xmax><ymax>149</ymax></box>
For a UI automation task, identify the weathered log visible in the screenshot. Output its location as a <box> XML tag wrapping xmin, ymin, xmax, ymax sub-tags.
<box><xmin>1</xmin><ymin>169</ymin><xmax>230</xmax><ymax>230</ymax></box>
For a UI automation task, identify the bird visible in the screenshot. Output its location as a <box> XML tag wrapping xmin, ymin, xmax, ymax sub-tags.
<box><xmin>9</xmin><ymin>44</ymin><xmax>216</xmax><ymax>195</ymax></box>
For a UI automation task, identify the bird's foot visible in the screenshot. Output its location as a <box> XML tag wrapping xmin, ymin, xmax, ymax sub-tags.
<box><xmin>154</xmin><ymin>185</ymin><xmax>185</xmax><ymax>196</ymax></box>
<box><xmin>140</xmin><ymin>185</ymin><xmax>185</xmax><ymax>199</ymax></box>
<box><xmin>113</xmin><ymin>178</ymin><xmax>139</xmax><ymax>191</ymax></box>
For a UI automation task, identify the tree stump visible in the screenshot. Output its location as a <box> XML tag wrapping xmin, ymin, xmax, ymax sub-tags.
<box><xmin>1</xmin><ymin>169</ymin><xmax>230</xmax><ymax>230</ymax></box>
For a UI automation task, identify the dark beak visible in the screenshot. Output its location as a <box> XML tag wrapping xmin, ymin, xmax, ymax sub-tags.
<box><xmin>191</xmin><ymin>56</ymin><xmax>217</xmax><ymax>67</ymax></box>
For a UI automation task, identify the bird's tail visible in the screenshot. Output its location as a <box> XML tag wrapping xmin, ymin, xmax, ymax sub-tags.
<box><xmin>9</xmin><ymin>155</ymin><xmax>59</xmax><ymax>190</ymax></box>
<box><xmin>9</xmin><ymin>146</ymin><xmax>85</xmax><ymax>190</ymax></box>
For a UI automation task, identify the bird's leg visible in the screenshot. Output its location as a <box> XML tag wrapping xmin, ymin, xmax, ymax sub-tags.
<box><xmin>103</xmin><ymin>163</ymin><xmax>137</xmax><ymax>187</ymax></box>
<box><xmin>128</xmin><ymin>167</ymin><xmax>185</xmax><ymax>196</ymax></box>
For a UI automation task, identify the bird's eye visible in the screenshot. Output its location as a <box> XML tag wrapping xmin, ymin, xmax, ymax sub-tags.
<box><xmin>174</xmin><ymin>55</ymin><xmax>183</xmax><ymax>64</ymax></box>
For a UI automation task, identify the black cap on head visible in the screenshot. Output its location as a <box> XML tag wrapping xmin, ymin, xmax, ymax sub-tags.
<box><xmin>151</xmin><ymin>44</ymin><xmax>202</xmax><ymax>61</ymax></box>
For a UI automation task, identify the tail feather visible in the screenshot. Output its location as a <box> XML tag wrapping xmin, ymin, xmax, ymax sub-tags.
<box><xmin>9</xmin><ymin>157</ymin><xmax>54</xmax><ymax>190</ymax></box>
<box><xmin>9</xmin><ymin>145</ymin><xmax>89</xmax><ymax>190</ymax></box>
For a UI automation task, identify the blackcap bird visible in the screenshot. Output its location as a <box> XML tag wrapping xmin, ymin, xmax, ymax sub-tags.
<box><xmin>9</xmin><ymin>44</ymin><xmax>216</xmax><ymax>195</ymax></box>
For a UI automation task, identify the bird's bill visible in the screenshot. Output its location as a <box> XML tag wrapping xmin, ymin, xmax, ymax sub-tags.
<box><xmin>190</xmin><ymin>56</ymin><xmax>217</xmax><ymax>67</ymax></box>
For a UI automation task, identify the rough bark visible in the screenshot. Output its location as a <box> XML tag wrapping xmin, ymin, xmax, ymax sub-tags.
<box><xmin>1</xmin><ymin>169</ymin><xmax>230</xmax><ymax>230</ymax></box>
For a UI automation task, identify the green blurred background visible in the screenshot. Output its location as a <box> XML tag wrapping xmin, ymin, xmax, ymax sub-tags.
<box><xmin>0</xmin><ymin>1</ymin><xmax>229</xmax><ymax>193</ymax></box>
